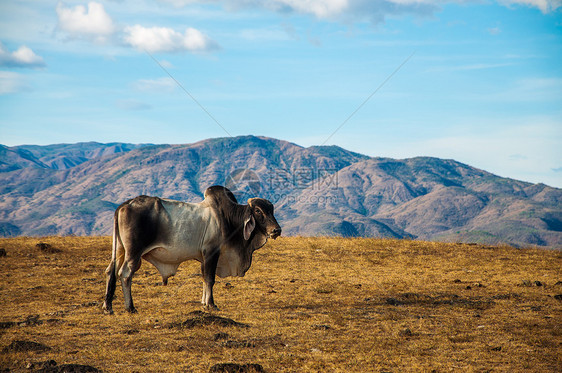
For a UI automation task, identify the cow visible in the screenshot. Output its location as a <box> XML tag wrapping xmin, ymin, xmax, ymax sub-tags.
<box><xmin>102</xmin><ymin>185</ymin><xmax>281</xmax><ymax>314</ymax></box>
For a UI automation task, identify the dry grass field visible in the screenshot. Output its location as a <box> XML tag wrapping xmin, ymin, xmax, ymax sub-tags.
<box><xmin>0</xmin><ymin>236</ymin><xmax>560</xmax><ymax>372</ymax></box>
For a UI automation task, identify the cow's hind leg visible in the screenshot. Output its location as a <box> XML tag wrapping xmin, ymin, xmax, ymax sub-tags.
<box><xmin>120</xmin><ymin>258</ymin><xmax>141</xmax><ymax>313</ymax></box>
<box><xmin>103</xmin><ymin>219</ymin><xmax>125</xmax><ymax>315</ymax></box>
<box><xmin>103</xmin><ymin>260</ymin><xmax>117</xmax><ymax>314</ymax></box>
<box><xmin>201</xmin><ymin>248</ymin><xmax>220</xmax><ymax>310</ymax></box>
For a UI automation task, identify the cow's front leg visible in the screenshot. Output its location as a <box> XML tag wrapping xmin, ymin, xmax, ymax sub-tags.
<box><xmin>201</xmin><ymin>248</ymin><xmax>220</xmax><ymax>310</ymax></box>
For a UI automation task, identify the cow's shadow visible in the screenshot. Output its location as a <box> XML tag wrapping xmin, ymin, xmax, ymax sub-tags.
<box><xmin>167</xmin><ymin>310</ymin><xmax>250</xmax><ymax>329</ymax></box>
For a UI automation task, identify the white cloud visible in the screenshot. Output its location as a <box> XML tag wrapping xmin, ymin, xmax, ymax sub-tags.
<box><xmin>159</xmin><ymin>0</ymin><xmax>437</xmax><ymax>23</ymax></box>
<box><xmin>56</xmin><ymin>2</ymin><xmax>116</xmax><ymax>42</ymax></box>
<box><xmin>499</xmin><ymin>0</ymin><xmax>562</xmax><ymax>13</ymax></box>
<box><xmin>157</xmin><ymin>0</ymin><xmax>562</xmax><ymax>22</ymax></box>
<box><xmin>159</xmin><ymin>60</ymin><xmax>174</xmax><ymax>68</ymax></box>
<box><xmin>0</xmin><ymin>71</ymin><xmax>29</xmax><ymax>94</ymax></box>
<box><xmin>54</xmin><ymin>2</ymin><xmax>219</xmax><ymax>54</ymax></box>
<box><xmin>132</xmin><ymin>77</ymin><xmax>177</xmax><ymax>92</ymax></box>
<box><xmin>469</xmin><ymin>77</ymin><xmax>562</xmax><ymax>103</ymax></box>
<box><xmin>271</xmin><ymin>0</ymin><xmax>349</xmax><ymax>18</ymax></box>
<box><xmin>425</xmin><ymin>62</ymin><xmax>515</xmax><ymax>73</ymax></box>
<box><xmin>123</xmin><ymin>25</ymin><xmax>218</xmax><ymax>52</ymax></box>
<box><xmin>0</xmin><ymin>42</ymin><xmax>45</xmax><ymax>68</ymax></box>
<box><xmin>159</xmin><ymin>0</ymin><xmax>350</xmax><ymax>17</ymax></box>
<box><xmin>158</xmin><ymin>0</ymin><xmax>200</xmax><ymax>6</ymax></box>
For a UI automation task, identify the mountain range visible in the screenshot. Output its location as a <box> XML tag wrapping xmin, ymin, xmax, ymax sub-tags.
<box><xmin>1</xmin><ymin>136</ymin><xmax>560</xmax><ymax>248</ymax></box>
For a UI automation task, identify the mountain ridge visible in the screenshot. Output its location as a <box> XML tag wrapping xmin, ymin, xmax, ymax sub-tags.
<box><xmin>0</xmin><ymin>136</ymin><xmax>560</xmax><ymax>248</ymax></box>
<box><xmin>0</xmin><ymin>142</ymin><xmax>150</xmax><ymax>172</ymax></box>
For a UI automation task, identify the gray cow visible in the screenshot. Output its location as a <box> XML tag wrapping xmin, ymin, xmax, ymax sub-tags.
<box><xmin>103</xmin><ymin>185</ymin><xmax>281</xmax><ymax>314</ymax></box>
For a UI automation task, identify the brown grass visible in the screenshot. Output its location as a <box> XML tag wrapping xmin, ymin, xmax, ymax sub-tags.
<box><xmin>0</xmin><ymin>236</ymin><xmax>560</xmax><ymax>372</ymax></box>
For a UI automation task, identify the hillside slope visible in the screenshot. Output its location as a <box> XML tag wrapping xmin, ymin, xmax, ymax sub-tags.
<box><xmin>0</xmin><ymin>136</ymin><xmax>560</xmax><ymax>247</ymax></box>
<box><xmin>277</xmin><ymin>157</ymin><xmax>562</xmax><ymax>246</ymax></box>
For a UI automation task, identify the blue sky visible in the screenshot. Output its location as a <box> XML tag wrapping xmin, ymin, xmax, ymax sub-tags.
<box><xmin>1</xmin><ymin>0</ymin><xmax>561</xmax><ymax>187</ymax></box>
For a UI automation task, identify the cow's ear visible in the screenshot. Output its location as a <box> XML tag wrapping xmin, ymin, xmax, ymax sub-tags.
<box><xmin>243</xmin><ymin>214</ymin><xmax>256</xmax><ymax>240</ymax></box>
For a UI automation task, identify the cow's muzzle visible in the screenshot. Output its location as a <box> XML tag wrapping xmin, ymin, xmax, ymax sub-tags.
<box><xmin>269</xmin><ymin>228</ymin><xmax>282</xmax><ymax>240</ymax></box>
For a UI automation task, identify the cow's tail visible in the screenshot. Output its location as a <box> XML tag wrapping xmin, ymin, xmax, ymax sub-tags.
<box><xmin>103</xmin><ymin>211</ymin><xmax>120</xmax><ymax>314</ymax></box>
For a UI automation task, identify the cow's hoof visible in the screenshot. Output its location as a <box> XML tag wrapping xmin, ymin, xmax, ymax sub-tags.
<box><xmin>203</xmin><ymin>304</ymin><xmax>219</xmax><ymax>312</ymax></box>
<box><xmin>102</xmin><ymin>303</ymin><xmax>114</xmax><ymax>315</ymax></box>
<box><xmin>126</xmin><ymin>307</ymin><xmax>138</xmax><ymax>314</ymax></box>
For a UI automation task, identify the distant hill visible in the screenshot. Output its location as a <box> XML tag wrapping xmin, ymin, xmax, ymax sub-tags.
<box><xmin>0</xmin><ymin>136</ymin><xmax>560</xmax><ymax>248</ymax></box>
<box><xmin>0</xmin><ymin>142</ymin><xmax>148</xmax><ymax>172</ymax></box>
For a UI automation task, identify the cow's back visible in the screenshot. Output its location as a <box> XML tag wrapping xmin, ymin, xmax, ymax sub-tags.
<box><xmin>160</xmin><ymin>199</ymin><xmax>220</xmax><ymax>248</ymax></box>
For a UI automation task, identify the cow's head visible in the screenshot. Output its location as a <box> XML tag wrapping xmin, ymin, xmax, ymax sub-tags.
<box><xmin>244</xmin><ymin>198</ymin><xmax>281</xmax><ymax>241</ymax></box>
